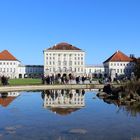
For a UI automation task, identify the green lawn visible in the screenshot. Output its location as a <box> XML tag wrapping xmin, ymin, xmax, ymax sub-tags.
<box><xmin>7</xmin><ymin>78</ymin><xmax>42</xmax><ymax>86</ymax></box>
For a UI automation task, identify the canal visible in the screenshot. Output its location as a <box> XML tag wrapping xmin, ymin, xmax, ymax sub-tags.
<box><xmin>0</xmin><ymin>89</ymin><xmax>140</xmax><ymax>140</ymax></box>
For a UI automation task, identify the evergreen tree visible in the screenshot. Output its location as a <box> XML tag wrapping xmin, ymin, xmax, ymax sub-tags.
<box><xmin>134</xmin><ymin>58</ymin><xmax>140</xmax><ymax>80</ymax></box>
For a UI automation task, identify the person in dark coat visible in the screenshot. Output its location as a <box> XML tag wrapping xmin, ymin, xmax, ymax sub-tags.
<box><xmin>82</xmin><ymin>76</ymin><xmax>85</xmax><ymax>84</ymax></box>
<box><xmin>76</xmin><ymin>76</ymin><xmax>80</xmax><ymax>84</ymax></box>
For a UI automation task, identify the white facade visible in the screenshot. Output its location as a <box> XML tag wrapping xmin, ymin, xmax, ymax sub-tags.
<box><xmin>104</xmin><ymin>61</ymin><xmax>135</xmax><ymax>77</ymax></box>
<box><xmin>103</xmin><ymin>51</ymin><xmax>135</xmax><ymax>78</ymax></box>
<box><xmin>85</xmin><ymin>65</ymin><xmax>104</xmax><ymax>77</ymax></box>
<box><xmin>18</xmin><ymin>65</ymin><xmax>26</xmax><ymax>78</ymax></box>
<box><xmin>43</xmin><ymin>89</ymin><xmax>85</xmax><ymax>108</ymax></box>
<box><xmin>7</xmin><ymin>92</ymin><xmax>20</xmax><ymax>97</ymax></box>
<box><xmin>44</xmin><ymin>43</ymin><xmax>85</xmax><ymax>76</ymax></box>
<box><xmin>0</xmin><ymin>50</ymin><xmax>44</xmax><ymax>79</ymax></box>
<box><xmin>0</xmin><ymin>92</ymin><xmax>20</xmax><ymax>97</ymax></box>
<box><xmin>0</xmin><ymin>64</ymin><xmax>44</xmax><ymax>79</ymax></box>
<box><xmin>0</xmin><ymin>60</ymin><xmax>20</xmax><ymax>78</ymax></box>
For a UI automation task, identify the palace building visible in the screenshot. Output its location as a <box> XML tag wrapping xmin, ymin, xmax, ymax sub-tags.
<box><xmin>43</xmin><ymin>42</ymin><xmax>85</xmax><ymax>77</ymax></box>
<box><xmin>103</xmin><ymin>50</ymin><xmax>135</xmax><ymax>78</ymax></box>
<box><xmin>85</xmin><ymin>65</ymin><xmax>104</xmax><ymax>77</ymax></box>
<box><xmin>0</xmin><ymin>50</ymin><xmax>20</xmax><ymax>78</ymax></box>
<box><xmin>18</xmin><ymin>65</ymin><xmax>44</xmax><ymax>78</ymax></box>
<box><xmin>0</xmin><ymin>50</ymin><xmax>44</xmax><ymax>79</ymax></box>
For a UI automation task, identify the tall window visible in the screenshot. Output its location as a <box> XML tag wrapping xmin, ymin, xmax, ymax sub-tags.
<box><xmin>64</xmin><ymin>61</ymin><xmax>67</xmax><ymax>66</ymax></box>
<box><xmin>58</xmin><ymin>67</ymin><xmax>61</xmax><ymax>72</ymax></box>
<box><xmin>63</xmin><ymin>67</ymin><xmax>67</xmax><ymax>72</ymax></box>
<box><xmin>69</xmin><ymin>61</ymin><xmax>72</xmax><ymax>66</ymax></box>
<box><xmin>69</xmin><ymin>67</ymin><xmax>72</xmax><ymax>72</ymax></box>
<box><xmin>58</xmin><ymin>61</ymin><xmax>61</xmax><ymax>65</ymax></box>
<box><xmin>78</xmin><ymin>68</ymin><xmax>80</xmax><ymax>72</ymax></box>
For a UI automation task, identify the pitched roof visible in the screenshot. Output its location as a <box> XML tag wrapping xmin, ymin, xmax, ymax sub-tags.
<box><xmin>47</xmin><ymin>42</ymin><xmax>81</xmax><ymax>50</ymax></box>
<box><xmin>103</xmin><ymin>51</ymin><xmax>133</xmax><ymax>63</ymax></box>
<box><xmin>49</xmin><ymin>108</ymin><xmax>81</xmax><ymax>116</ymax></box>
<box><xmin>0</xmin><ymin>97</ymin><xmax>16</xmax><ymax>107</ymax></box>
<box><xmin>0</xmin><ymin>50</ymin><xmax>18</xmax><ymax>61</ymax></box>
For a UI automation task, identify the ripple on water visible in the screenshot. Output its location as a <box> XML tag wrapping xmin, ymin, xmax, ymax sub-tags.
<box><xmin>68</xmin><ymin>128</ymin><xmax>88</xmax><ymax>135</ymax></box>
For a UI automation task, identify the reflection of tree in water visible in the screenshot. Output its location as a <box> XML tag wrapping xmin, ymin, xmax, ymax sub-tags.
<box><xmin>103</xmin><ymin>98</ymin><xmax>140</xmax><ymax>117</ymax></box>
<box><xmin>121</xmin><ymin>102</ymin><xmax>140</xmax><ymax>117</ymax></box>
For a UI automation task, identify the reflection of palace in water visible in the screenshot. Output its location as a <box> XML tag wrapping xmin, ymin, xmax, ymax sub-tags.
<box><xmin>0</xmin><ymin>92</ymin><xmax>20</xmax><ymax>107</ymax></box>
<box><xmin>42</xmin><ymin>89</ymin><xmax>85</xmax><ymax>115</ymax></box>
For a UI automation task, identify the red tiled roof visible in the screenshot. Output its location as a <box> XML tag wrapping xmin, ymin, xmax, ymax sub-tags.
<box><xmin>49</xmin><ymin>108</ymin><xmax>81</xmax><ymax>116</ymax></box>
<box><xmin>103</xmin><ymin>51</ymin><xmax>133</xmax><ymax>63</ymax></box>
<box><xmin>47</xmin><ymin>42</ymin><xmax>81</xmax><ymax>50</ymax></box>
<box><xmin>0</xmin><ymin>50</ymin><xmax>18</xmax><ymax>61</ymax></box>
<box><xmin>0</xmin><ymin>97</ymin><xmax>16</xmax><ymax>107</ymax></box>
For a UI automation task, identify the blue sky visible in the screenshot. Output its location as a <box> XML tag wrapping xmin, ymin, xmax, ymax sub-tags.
<box><xmin>0</xmin><ymin>0</ymin><xmax>140</xmax><ymax>65</ymax></box>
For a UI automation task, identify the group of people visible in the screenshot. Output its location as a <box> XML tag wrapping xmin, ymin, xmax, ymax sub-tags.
<box><xmin>42</xmin><ymin>74</ymin><xmax>90</xmax><ymax>85</ymax></box>
<box><xmin>0</xmin><ymin>76</ymin><xmax>9</xmax><ymax>85</ymax></box>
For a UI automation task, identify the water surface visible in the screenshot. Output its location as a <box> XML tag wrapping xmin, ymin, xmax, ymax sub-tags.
<box><xmin>0</xmin><ymin>89</ymin><xmax>140</xmax><ymax>140</ymax></box>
